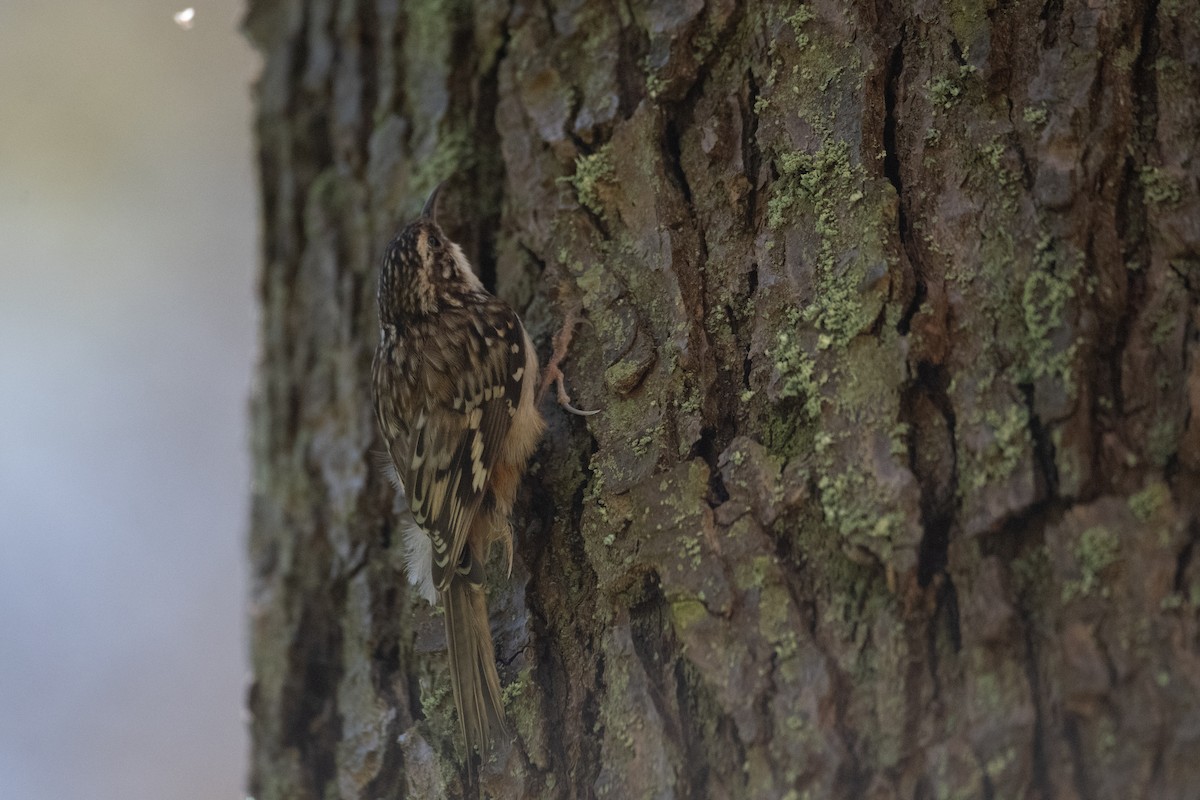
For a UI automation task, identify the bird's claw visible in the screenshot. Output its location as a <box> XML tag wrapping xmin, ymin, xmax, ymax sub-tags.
<box><xmin>556</xmin><ymin>371</ymin><xmax>599</xmax><ymax>416</ymax></box>
<box><xmin>543</xmin><ymin>362</ymin><xmax>599</xmax><ymax>416</ymax></box>
<box><xmin>540</xmin><ymin>308</ymin><xmax>600</xmax><ymax>417</ymax></box>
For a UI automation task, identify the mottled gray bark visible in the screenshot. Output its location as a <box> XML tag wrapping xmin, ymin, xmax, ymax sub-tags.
<box><xmin>245</xmin><ymin>1</ymin><xmax>1200</xmax><ymax>798</ymax></box>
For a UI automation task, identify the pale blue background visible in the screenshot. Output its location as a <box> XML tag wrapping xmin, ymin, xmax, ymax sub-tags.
<box><xmin>0</xmin><ymin>2</ymin><xmax>256</xmax><ymax>797</ymax></box>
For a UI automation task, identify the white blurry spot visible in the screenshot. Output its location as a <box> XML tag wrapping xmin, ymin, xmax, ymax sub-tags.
<box><xmin>173</xmin><ymin>8</ymin><xmax>195</xmax><ymax>29</ymax></box>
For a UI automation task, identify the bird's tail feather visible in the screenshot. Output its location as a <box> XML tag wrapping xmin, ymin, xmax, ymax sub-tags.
<box><xmin>442</xmin><ymin>578</ymin><xmax>506</xmax><ymax>757</ymax></box>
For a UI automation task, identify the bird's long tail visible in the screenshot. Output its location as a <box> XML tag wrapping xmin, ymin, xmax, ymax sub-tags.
<box><xmin>442</xmin><ymin>577</ymin><xmax>506</xmax><ymax>757</ymax></box>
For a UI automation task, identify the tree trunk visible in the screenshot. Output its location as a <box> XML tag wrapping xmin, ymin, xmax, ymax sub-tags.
<box><xmin>244</xmin><ymin>1</ymin><xmax>1200</xmax><ymax>798</ymax></box>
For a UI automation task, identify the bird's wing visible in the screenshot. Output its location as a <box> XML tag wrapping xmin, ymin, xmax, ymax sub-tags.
<box><xmin>394</xmin><ymin>305</ymin><xmax>528</xmax><ymax>590</ymax></box>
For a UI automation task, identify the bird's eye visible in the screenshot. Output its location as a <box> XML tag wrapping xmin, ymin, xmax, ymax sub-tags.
<box><xmin>427</xmin><ymin>234</ymin><xmax>441</xmax><ymax>249</ymax></box>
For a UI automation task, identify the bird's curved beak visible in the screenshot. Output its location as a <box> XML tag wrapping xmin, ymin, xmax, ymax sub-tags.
<box><xmin>420</xmin><ymin>181</ymin><xmax>443</xmax><ymax>222</ymax></box>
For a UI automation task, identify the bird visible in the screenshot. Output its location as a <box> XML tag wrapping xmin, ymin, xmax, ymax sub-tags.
<box><xmin>372</xmin><ymin>182</ymin><xmax>545</xmax><ymax>759</ymax></box>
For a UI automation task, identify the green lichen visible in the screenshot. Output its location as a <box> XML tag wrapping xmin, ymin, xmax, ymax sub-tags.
<box><xmin>582</xmin><ymin>463</ymin><xmax>614</xmax><ymax>525</ymax></box>
<box><xmin>691</xmin><ymin>24</ymin><xmax>718</xmax><ymax>63</ymax></box>
<box><xmin>680</xmin><ymin>531</ymin><xmax>704</xmax><ymax>568</ymax></box>
<box><xmin>786</xmin><ymin>5</ymin><xmax>816</xmax><ymax>47</ymax></box>
<box><xmin>973</xmin><ymin>138</ymin><xmax>1021</xmax><ymax>214</ymax></box>
<box><xmin>417</xmin><ymin>671</ymin><xmax>459</xmax><ymax>750</ymax></box>
<box><xmin>984</xmin><ymin>745</ymin><xmax>1018</xmax><ymax>781</ymax></box>
<box><xmin>758</xmin><ymin>581</ymin><xmax>799</xmax><ymax>658</ymax></box>
<box><xmin>966</xmin><ymin>221</ymin><xmax>1083</xmax><ymax>408</ymax></box>
<box><xmin>504</xmin><ymin>665</ymin><xmax>553</xmax><ymax>772</ymax></box>
<box><xmin>603</xmin><ymin>358</ymin><xmax>645</xmax><ymax>395</ymax></box>
<box><xmin>768</xmin><ymin>145</ymin><xmax>851</xmax><ymax>229</ymax></box>
<box><xmin>773</xmin><ymin>328</ymin><xmax>822</xmax><ymax>418</ymax></box>
<box><xmin>401</xmin><ymin>0</ymin><xmax>474</xmax><ymax>183</ymax></box>
<box><xmin>889</xmin><ymin>422</ymin><xmax>911</xmax><ymax>458</ymax></box>
<box><xmin>641</xmin><ymin>55</ymin><xmax>667</xmax><ymax>100</ymax></box>
<box><xmin>1113</xmin><ymin>45</ymin><xmax>1138</xmax><ymax>74</ymax></box>
<box><xmin>419</xmin><ymin>673</ymin><xmax>450</xmax><ymax>716</ymax></box>
<box><xmin>1011</xmin><ymin>544</ymin><xmax>1050</xmax><ymax>597</ymax></box>
<box><xmin>678</xmin><ymin>388</ymin><xmax>702</xmax><ymax>416</ymax></box>
<box><xmin>1064</xmin><ymin>526</ymin><xmax>1120</xmax><ymax>600</ymax></box>
<box><xmin>1129</xmin><ymin>481</ymin><xmax>1171</xmax><ymax>521</ymax></box>
<box><xmin>601</xmin><ymin>653</ymin><xmax>635</xmax><ymax>752</ymax></box>
<box><xmin>1053</xmin><ymin>427</ymin><xmax>1085</xmax><ymax>496</ymax></box>
<box><xmin>817</xmin><ymin>467</ymin><xmax>904</xmax><ymax>543</ymax></box>
<box><xmin>960</xmin><ymin>403</ymin><xmax>1031</xmax><ymax>493</ymax></box>
<box><xmin>1022</xmin><ymin>105</ymin><xmax>1048</xmax><ymax>126</ymax></box>
<box><xmin>501</xmin><ymin>669</ymin><xmax>530</xmax><ymax>707</ymax></box>
<box><xmin>925</xmin><ymin>64</ymin><xmax>977</xmax><ymax>110</ymax></box>
<box><xmin>749</xmin><ymin>5</ymin><xmax>914</xmax><ymax>575</ymax></box>
<box><xmin>1018</xmin><ymin>234</ymin><xmax>1080</xmax><ymax>389</ymax></box>
<box><xmin>761</xmin><ymin>405</ymin><xmax>810</xmax><ymax>461</ymax></box>
<box><xmin>927</xmin><ymin>76</ymin><xmax>961</xmax><ymax>109</ymax></box>
<box><xmin>736</xmin><ymin>553</ymin><xmax>775</xmax><ymax>592</ymax></box>
<box><xmin>1150</xmin><ymin>283</ymin><xmax>1183</xmax><ymax>347</ymax></box>
<box><xmin>1139</xmin><ymin>166</ymin><xmax>1183</xmax><ymax>207</ymax></box>
<box><xmin>411</xmin><ymin>128</ymin><xmax>475</xmax><ymax>203</ymax></box>
<box><xmin>561</xmin><ymin>144</ymin><xmax>615</xmax><ymax>216</ymax></box>
<box><xmin>1147</xmin><ymin>417</ymin><xmax>1180</xmax><ymax>466</ymax></box>
<box><xmin>767</xmin><ymin>141</ymin><xmax>888</xmax><ymax>343</ymax></box>
<box><xmin>631</xmin><ymin>430</ymin><xmax>657</xmax><ymax>456</ymax></box>
<box><xmin>670</xmin><ymin>598</ymin><xmax>709</xmax><ymax>632</ymax></box>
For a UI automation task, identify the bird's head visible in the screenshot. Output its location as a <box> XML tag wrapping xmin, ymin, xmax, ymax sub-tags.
<box><xmin>378</xmin><ymin>182</ymin><xmax>482</xmax><ymax>321</ymax></box>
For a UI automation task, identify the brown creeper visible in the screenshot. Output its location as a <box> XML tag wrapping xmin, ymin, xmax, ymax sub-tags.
<box><xmin>372</xmin><ymin>184</ymin><xmax>545</xmax><ymax>757</ymax></box>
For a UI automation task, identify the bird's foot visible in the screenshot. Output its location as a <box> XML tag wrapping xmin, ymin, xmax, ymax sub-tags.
<box><xmin>540</xmin><ymin>309</ymin><xmax>598</xmax><ymax>416</ymax></box>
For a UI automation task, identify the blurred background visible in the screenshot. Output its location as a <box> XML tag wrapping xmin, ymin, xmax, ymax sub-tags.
<box><xmin>0</xmin><ymin>2</ymin><xmax>257</xmax><ymax>797</ymax></box>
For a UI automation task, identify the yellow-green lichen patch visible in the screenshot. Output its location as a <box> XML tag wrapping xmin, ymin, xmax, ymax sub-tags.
<box><xmin>758</xmin><ymin>580</ymin><xmax>801</xmax><ymax>658</ymax></box>
<box><xmin>1129</xmin><ymin>481</ymin><xmax>1171</xmax><ymax>522</ymax></box>
<box><xmin>768</xmin><ymin>143</ymin><xmax>850</xmax><ymax>229</ymax></box>
<box><xmin>926</xmin><ymin>73</ymin><xmax>965</xmax><ymax>110</ymax></box>
<box><xmin>959</xmin><ymin>402</ymin><xmax>1032</xmax><ymax>494</ymax></box>
<box><xmin>561</xmin><ymin>144</ymin><xmax>616</xmax><ymax>216</ymax></box>
<box><xmin>1147</xmin><ymin>416</ymin><xmax>1181</xmax><ymax>467</ymax></box>
<box><xmin>1022</xmin><ymin>105</ymin><xmax>1048</xmax><ymax>126</ymax></box>
<box><xmin>501</xmin><ymin>668</ymin><xmax>552</xmax><ymax>770</ymax></box>
<box><xmin>958</xmin><ymin>218</ymin><xmax>1084</xmax><ymax>425</ymax></box>
<box><xmin>1017</xmin><ymin>234</ymin><xmax>1082</xmax><ymax>391</ymax></box>
<box><xmin>786</xmin><ymin>508</ymin><xmax>890</xmax><ymax>633</ymax></box>
<box><xmin>1139</xmin><ymin>166</ymin><xmax>1183</xmax><ymax>207</ymax></box>
<box><xmin>640</xmin><ymin>55</ymin><xmax>667</xmax><ymax>101</ymax></box>
<box><xmin>1063</xmin><ymin>525</ymin><xmax>1121</xmax><ymax>601</ymax></box>
<box><xmin>767</xmin><ymin>141</ymin><xmax>892</xmax><ymax>344</ymax></box>
<box><xmin>410</xmin><ymin>127</ymin><xmax>476</xmax><ymax>207</ymax></box>
<box><xmin>771</xmin><ymin>309</ymin><xmax>823</xmax><ymax>418</ymax></box>
<box><xmin>416</xmin><ymin>669</ymin><xmax>459</xmax><ymax>752</ymax></box>
<box><xmin>765</xmin><ymin>320</ymin><xmax>913</xmax><ymax>564</ymax></box>
<box><xmin>817</xmin><ymin>467</ymin><xmax>906</xmax><ymax>544</ymax></box>
<box><xmin>1011</xmin><ymin>543</ymin><xmax>1051</xmax><ymax>600</ymax></box>
<box><xmin>670</xmin><ymin>598</ymin><xmax>710</xmax><ymax>633</ymax></box>
<box><xmin>785</xmin><ymin>5</ymin><xmax>816</xmax><ymax>47</ymax></box>
<box><xmin>925</xmin><ymin>740</ymin><xmax>987</xmax><ymax>800</ymax></box>
<box><xmin>603</xmin><ymin>352</ymin><xmax>654</xmax><ymax>396</ymax></box>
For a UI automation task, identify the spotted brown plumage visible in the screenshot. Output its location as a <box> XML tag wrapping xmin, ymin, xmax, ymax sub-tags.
<box><xmin>372</xmin><ymin>184</ymin><xmax>544</xmax><ymax>761</ymax></box>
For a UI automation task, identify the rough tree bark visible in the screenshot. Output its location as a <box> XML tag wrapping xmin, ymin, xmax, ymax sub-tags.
<box><xmin>244</xmin><ymin>1</ymin><xmax>1200</xmax><ymax>798</ymax></box>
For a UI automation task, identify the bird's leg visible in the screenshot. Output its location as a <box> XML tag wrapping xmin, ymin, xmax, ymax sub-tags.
<box><xmin>539</xmin><ymin>308</ymin><xmax>598</xmax><ymax>416</ymax></box>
